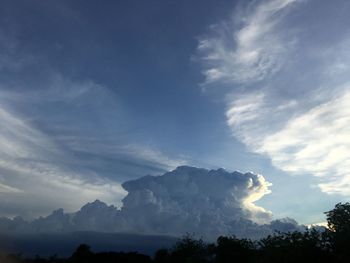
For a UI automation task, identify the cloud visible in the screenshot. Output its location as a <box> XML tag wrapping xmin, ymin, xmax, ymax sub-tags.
<box><xmin>0</xmin><ymin>82</ymin><xmax>186</xmax><ymax>218</ymax></box>
<box><xmin>0</xmin><ymin>23</ymin><xmax>187</xmax><ymax>217</ymax></box>
<box><xmin>0</xmin><ymin>102</ymin><xmax>127</xmax><ymax>217</ymax></box>
<box><xmin>0</xmin><ymin>29</ymin><xmax>30</xmax><ymax>71</ymax></box>
<box><xmin>198</xmin><ymin>0</ymin><xmax>298</xmax><ymax>84</ymax></box>
<box><xmin>121</xmin><ymin>166</ymin><xmax>273</xmax><ymax>235</ymax></box>
<box><xmin>0</xmin><ymin>182</ymin><xmax>21</xmax><ymax>194</ymax></box>
<box><xmin>269</xmin><ymin>217</ymin><xmax>302</xmax><ymax>233</ymax></box>
<box><xmin>226</xmin><ymin>93</ymin><xmax>265</xmax><ymax>127</ymax></box>
<box><xmin>0</xmin><ymin>166</ymin><xmax>305</xmax><ymax>240</ymax></box>
<box><xmin>120</xmin><ymin>144</ymin><xmax>187</xmax><ymax>171</ymax></box>
<box><xmin>198</xmin><ymin>0</ymin><xmax>350</xmax><ymax>197</ymax></box>
<box><xmin>225</xmin><ymin>85</ymin><xmax>350</xmax><ymax>198</ymax></box>
<box><xmin>259</xmin><ymin>91</ymin><xmax>350</xmax><ymax>195</ymax></box>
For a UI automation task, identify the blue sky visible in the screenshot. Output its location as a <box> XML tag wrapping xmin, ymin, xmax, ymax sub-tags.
<box><xmin>0</xmin><ymin>0</ymin><xmax>349</xmax><ymax>225</ymax></box>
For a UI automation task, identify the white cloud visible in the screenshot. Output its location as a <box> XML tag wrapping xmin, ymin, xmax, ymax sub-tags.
<box><xmin>0</xmin><ymin>83</ymin><xmax>189</xmax><ymax>217</ymax></box>
<box><xmin>120</xmin><ymin>144</ymin><xmax>187</xmax><ymax>171</ymax></box>
<box><xmin>1</xmin><ymin>166</ymin><xmax>304</xmax><ymax>240</ymax></box>
<box><xmin>226</xmin><ymin>93</ymin><xmax>265</xmax><ymax>126</ymax></box>
<box><xmin>199</xmin><ymin>0</ymin><xmax>350</xmax><ymax>197</ymax></box>
<box><xmin>225</xmin><ymin>89</ymin><xmax>350</xmax><ymax>196</ymax></box>
<box><xmin>0</xmin><ymin>182</ymin><xmax>21</xmax><ymax>194</ymax></box>
<box><xmin>260</xmin><ymin>91</ymin><xmax>350</xmax><ymax>195</ymax></box>
<box><xmin>226</xmin><ymin>92</ymin><xmax>267</xmax><ymax>147</ymax></box>
<box><xmin>0</xmin><ymin>102</ymin><xmax>127</xmax><ymax>217</ymax></box>
<box><xmin>121</xmin><ymin>166</ymin><xmax>273</xmax><ymax>238</ymax></box>
<box><xmin>198</xmin><ymin>0</ymin><xmax>298</xmax><ymax>84</ymax></box>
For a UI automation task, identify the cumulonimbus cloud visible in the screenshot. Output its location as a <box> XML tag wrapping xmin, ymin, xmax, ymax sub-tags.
<box><xmin>122</xmin><ymin>166</ymin><xmax>272</xmax><ymax>227</ymax></box>
<box><xmin>0</xmin><ymin>166</ymin><xmax>305</xmax><ymax>240</ymax></box>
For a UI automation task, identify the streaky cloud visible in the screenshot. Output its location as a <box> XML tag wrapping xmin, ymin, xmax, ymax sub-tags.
<box><xmin>198</xmin><ymin>0</ymin><xmax>350</xmax><ymax>197</ymax></box>
<box><xmin>0</xmin><ymin>85</ymin><xmax>184</xmax><ymax>218</ymax></box>
<box><xmin>198</xmin><ymin>0</ymin><xmax>298</xmax><ymax>84</ymax></box>
<box><xmin>260</xmin><ymin>91</ymin><xmax>350</xmax><ymax>196</ymax></box>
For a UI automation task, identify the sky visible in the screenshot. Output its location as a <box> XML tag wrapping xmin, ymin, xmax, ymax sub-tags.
<box><xmin>0</xmin><ymin>0</ymin><xmax>350</xmax><ymax>226</ymax></box>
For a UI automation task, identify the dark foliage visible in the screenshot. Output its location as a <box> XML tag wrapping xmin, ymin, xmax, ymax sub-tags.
<box><xmin>258</xmin><ymin>229</ymin><xmax>331</xmax><ymax>263</ymax></box>
<box><xmin>215</xmin><ymin>235</ymin><xmax>257</xmax><ymax>263</ymax></box>
<box><xmin>4</xmin><ymin>202</ymin><xmax>350</xmax><ymax>263</ymax></box>
<box><xmin>325</xmin><ymin>202</ymin><xmax>350</xmax><ymax>262</ymax></box>
<box><xmin>16</xmin><ymin>245</ymin><xmax>152</xmax><ymax>263</ymax></box>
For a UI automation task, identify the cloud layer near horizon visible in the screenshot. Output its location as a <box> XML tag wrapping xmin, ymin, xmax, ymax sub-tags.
<box><xmin>199</xmin><ymin>0</ymin><xmax>350</xmax><ymax>196</ymax></box>
<box><xmin>0</xmin><ymin>166</ymin><xmax>304</xmax><ymax>240</ymax></box>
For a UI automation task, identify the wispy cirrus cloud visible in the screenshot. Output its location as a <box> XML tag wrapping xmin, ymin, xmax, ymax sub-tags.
<box><xmin>0</xmin><ymin>101</ymin><xmax>126</xmax><ymax>217</ymax></box>
<box><xmin>0</xmin><ymin>77</ymin><xmax>186</xmax><ymax>218</ymax></box>
<box><xmin>0</xmin><ymin>182</ymin><xmax>21</xmax><ymax>194</ymax></box>
<box><xmin>199</xmin><ymin>0</ymin><xmax>298</xmax><ymax>84</ymax></box>
<box><xmin>0</xmin><ymin>27</ymin><xmax>186</xmax><ymax>215</ymax></box>
<box><xmin>260</xmin><ymin>91</ymin><xmax>350</xmax><ymax>195</ymax></box>
<box><xmin>198</xmin><ymin>0</ymin><xmax>350</xmax><ymax>196</ymax></box>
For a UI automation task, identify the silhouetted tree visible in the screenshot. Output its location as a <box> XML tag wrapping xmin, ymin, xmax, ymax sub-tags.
<box><xmin>94</xmin><ymin>252</ymin><xmax>151</xmax><ymax>263</ymax></box>
<box><xmin>325</xmin><ymin>203</ymin><xmax>350</xmax><ymax>233</ymax></box>
<box><xmin>215</xmin><ymin>235</ymin><xmax>256</xmax><ymax>263</ymax></box>
<box><xmin>154</xmin><ymin>249</ymin><xmax>170</xmax><ymax>263</ymax></box>
<box><xmin>70</xmin><ymin>244</ymin><xmax>94</xmax><ymax>263</ymax></box>
<box><xmin>325</xmin><ymin>202</ymin><xmax>350</xmax><ymax>262</ymax></box>
<box><xmin>167</xmin><ymin>234</ymin><xmax>214</xmax><ymax>263</ymax></box>
<box><xmin>259</xmin><ymin>229</ymin><xmax>330</xmax><ymax>263</ymax></box>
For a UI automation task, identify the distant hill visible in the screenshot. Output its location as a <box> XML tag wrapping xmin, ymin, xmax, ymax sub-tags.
<box><xmin>0</xmin><ymin>231</ymin><xmax>178</xmax><ymax>257</ymax></box>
